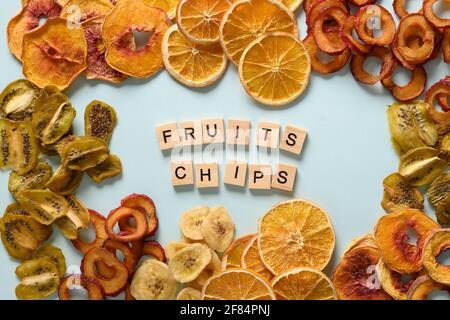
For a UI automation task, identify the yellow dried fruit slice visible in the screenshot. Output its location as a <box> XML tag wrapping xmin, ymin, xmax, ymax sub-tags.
<box><xmin>282</xmin><ymin>0</ymin><xmax>303</xmax><ymax>11</ymax></box>
<box><xmin>168</xmin><ymin>243</ymin><xmax>212</xmax><ymax>283</ymax></box>
<box><xmin>192</xmin><ymin>249</ymin><xmax>221</xmax><ymax>288</ymax></box>
<box><xmin>162</xmin><ymin>25</ymin><xmax>228</xmax><ymax>88</ymax></box>
<box><xmin>177</xmin><ymin>0</ymin><xmax>230</xmax><ymax>44</ymax></box>
<box><xmin>220</xmin><ymin>0</ymin><xmax>298</xmax><ymax>65</ymax></box>
<box><xmin>272</xmin><ymin>267</ymin><xmax>336</xmax><ymax>300</ymax></box>
<box><xmin>179</xmin><ymin>206</ymin><xmax>209</xmax><ymax>241</ymax></box>
<box><xmin>140</xmin><ymin>0</ymin><xmax>179</xmax><ymax>19</ymax></box>
<box><xmin>46</xmin><ymin>165</ymin><xmax>84</xmax><ymax>195</ymax></box>
<box><xmin>8</xmin><ymin>162</ymin><xmax>53</xmax><ymax>198</ymax></box>
<box><xmin>60</xmin><ymin>136</ymin><xmax>110</xmax><ymax>171</ymax></box>
<box><xmin>60</xmin><ymin>0</ymin><xmax>114</xmax><ymax>23</ymax></box>
<box><xmin>241</xmin><ymin>235</ymin><xmax>273</xmax><ymax>283</ymax></box>
<box><xmin>22</xmin><ymin>17</ymin><xmax>88</xmax><ymax>90</ymax></box>
<box><xmin>87</xmin><ymin>154</ymin><xmax>122</xmax><ymax>183</ymax></box>
<box><xmin>258</xmin><ymin>199</ymin><xmax>335</xmax><ymax>275</ymax></box>
<box><xmin>221</xmin><ymin>233</ymin><xmax>255</xmax><ymax>270</ymax></box>
<box><xmin>165</xmin><ymin>241</ymin><xmax>190</xmax><ymax>260</ymax></box>
<box><xmin>407</xmin><ymin>275</ymin><xmax>450</xmax><ymax>300</ymax></box>
<box><xmin>428</xmin><ymin>172</ymin><xmax>450</xmax><ymax>208</ymax></box>
<box><xmin>423</xmin><ymin>229</ymin><xmax>450</xmax><ymax>286</ymax></box>
<box><xmin>239</xmin><ymin>33</ymin><xmax>310</xmax><ymax>106</ymax></box>
<box><xmin>341</xmin><ymin>233</ymin><xmax>377</xmax><ymax>256</ymax></box>
<box><xmin>0</xmin><ymin>79</ymin><xmax>40</xmax><ymax>121</ymax></box>
<box><xmin>177</xmin><ymin>287</ymin><xmax>201</xmax><ymax>300</ymax></box>
<box><xmin>201</xmin><ymin>269</ymin><xmax>275</xmax><ymax>300</ymax></box>
<box><xmin>436</xmin><ymin>193</ymin><xmax>450</xmax><ymax>225</ymax></box>
<box><xmin>381</xmin><ymin>173</ymin><xmax>424</xmax><ymax>213</ymax></box>
<box><xmin>201</xmin><ymin>206</ymin><xmax>235</xmax><ymax>252</ymax></box>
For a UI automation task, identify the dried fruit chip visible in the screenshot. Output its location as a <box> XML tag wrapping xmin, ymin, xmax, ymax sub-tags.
<box><xmin>382</xmin><ymin>63</ymin><xmax>427</xmax><ymax>102</ymax></box>
<box><xmin>87</xmin><ymin>154</ymin><xmax>122</xmax><ymax>183</ymax></box>
<box><xmin>46</xmin><ymin>165</ymin><xmax>84</xmax><ymax>195</ymax></box>
<box><xmin>60</xmin><ymin>136</ymin><xmax>110</xmax><ymax>171</ymax></box>
<box><xmin>71</xmin><ymin>209</ymin><xmax>108</xmax><ymax>253</ymax></box>
<box><xmin>381</xmin><ymin>173</ymin><xmax>424</xmax><ymax>213</ymax></box>
<box><xmin>84</xmin><ymin>100</ymin><xmax>117</xmax><ymax>144</ymax></box>
<box><xmin>340</xmin><ymin>16</ymin><xmax>372</xmax><ymax>55</ymax></box>
<box><xmin>97</xmin><ymin>239</ymin><xmax>137</xmax><ymax>274</ymax></box>
<box><xmin>0</xmin><ymin>79</ymin><xmax>40</xmax><ymax>121</ymax></box>
<box><xmin>106</xmin><ymin>207</ymin><xmax>148</xmax><ymax>242</ymax></box>
<box><xmin>426</xmin><ymin>77</ymin><xmax>450</xmax><ymax>125</ymax></box>
<box><xmin>219</xmin><ymin>0</ymin><xmax>298</xmax><ymax>65</ymax></box>
<box><xmin>60</xmin><ymin>0</ymin><xmax>114</xmax><ymax>23</ymax></box>
<box><xmin>180</xmin><ymin>206</ymin><xmax>209</xmax><ymax>241</ymax></box>
<box><xmin>22</xmin><ymin>17</ymin><xmax>88</xmax><ymax>90</ymax></box>
<box><xmin>191</xmin><ymin>249</ymin><xmax>221</xmax><ymax>288</ymax></box>
<box><xmin>428</xmin><ymin>172</ymin><xmax>450</xmax><ymax>208</ymax></box>
<box><xmin>165</xmin><ymin>241</ymin><xmax>190</xmax><ymax>260</ymax></box>
<box><xmin>311</xmin><ymin>6</ymin><xmax>348</xmax><ymax>55</ymax></box>
<box><xmin>3</xmin><ymin>203</ymin><xmax>32</xmax><ymax>218</ymax></box>
<box><xmin>398</xmin><ymin>147</ymin><xmax>447</xmax><ymax>187</ymax></box>
<box><xmin>221</xmin><ymin>234</ymin><xmax>254</xmax><ymax>270</ymax></box>
<box><xmin>436</xmin><ymin>193</ymin><xmax>450</xmax><ymax>225</ymax></box>
<box><xmin>141</xmin><ymin>240</ymin><xmax>167</xmax><ymax>262</ymax></box>
<box><xmin>169</xmin><ymin>243</ymin><xmax>212</xmax><ymax>283</ymax></box>
<box><xmin>374</xmin><ymin>209</ymin><xmax>439</xmax><ymax>274</ymax></box>
<box><xmin>176</xmin><ymin>287</ymin><xmax>201</xmax><ymax>300</ymax></box>
<box><xmin>350</xmin><ymin>46</ymin><xmax>394</xmax><ymax>85</ymax></box>
<box><xmin>59</xmin><ymin>274</ymin><xmax>105</xmax><ymax>300</ymax></box>
<box><xmin>55</xmin><ymin>195</ymin><xmax>90</xmax><ymax>240</ymax></box>
<box><xmin>140</xmin><ymin>0</ymin><xmax>179</xmax><ymax>19</ymax></box>
<box><xmin>32</xmin><ymin>244</ymin><xmax>66</xmax><ymax>278</ymax></box>
<box><xmin>8</xmin><ymin>162</ymin><xmax>53</xmax><ymax>198</ymax></box>
<box><xmin>120</xmin><ymin>194</ymin><xmax>159</xmax><ymax>237</ymax></box>
<box><xmin>102</xmin><ymin>0</ymin><xmax>170</xmax><ymax>78</ymax></box>
<box><xmin>239</xmin><ymin>33</ymin><xmax>310</xmax><ymax>106</ymax></box>
<box><xmin>201</xmin><ymin>206</ymin><xmax>234</xmax><ymax>252</ymax></box>
<box><xmin>422</xmin><ymin>229</ymin><xmax>450</xmax><ymax>285</ymax></box>
<box><xmin>241</xmin><ymin>235</ymin><xmax>273</xmax><ymax>283</ymax></box>
<box><xmin>407</xmin><ymin>275</ymin><xmax>450</xmax><ymax>299</ymax></box>
<box><xmin>272</xmin><ymin>267</ymin><xmax>336</xmax><ymax>300</ymax></box>
<box><xmin>201</xmin><ymin>269</ymin><xmax>275</xmax><ymax>300</ymax></box>
<box><xmin>258</xmin><ymin>199</ymin><xmax>335</xmax><ymax>275</ymax></box>
<box><xmin>341</xmin><ymin>233</ymin><xmax>377</xmax><ymax>256</ymax></box>
<box><xmin>354</xmin><ymin>5</ymin><xmax>396</xmax><ymax>46</ymax></box>
<box><xmin>423</xmin><ymin>0</ymin><xmax>450</xmax><ymax>28</ymax></box>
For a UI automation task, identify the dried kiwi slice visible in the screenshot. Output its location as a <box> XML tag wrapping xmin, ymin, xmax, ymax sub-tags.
<box><xmin>398</xmin><ymin>147</ymin><xmax>448</xmax><ymax>186</ymax></box>
<box><xmin>87</xmin><ymin>154</ymin><xmax>122</xmax><ymax>183</ymax></box>
<box><xmin>46</xmin><ymin>165</ymin><xmax>84</xmax><ymax>195</ymax></box>
<box><xmin>60</xmin><ymin>136</ymin><xmax>110</xmax><ymax>171</ymax></box>
<box><xmin>387</xmin><ymin>101</ymin><xmax>438</xmax><ymax>154</ymax></box>
<box><xmin>8</xmin><ymin>162</ymin><xmax>53</xmax><ymax>197</ymax></box>
<box><xmin>381</xmin><ymin>173</ymin><xmax>424</xmax><ymax>212</ymax></box>
<box><xmin>428</xmin><ymin>172</ymin><xmax>450</xmax><ymax>208</ymax></box>
<box><xmin>0</xmin><ymin>79</ymin><xmax>40</xmax><ymax>121</ymax></box>
<box><xmin>3</xmin><ymin>203</ymin><xmax>32</xmax><ymax>217</ymax></box>
<box><xmin>436</xmin><ymin>129</ymin><xmax>450</xmax><ymax>161</ymax></box>
<box><xmin>32</xmin><ymin>89</ymin><xmax>76</xmax><ymax>145</ymax></box>
<box><xmin>16</xmin><ymin>189</ymin><xmax>69</xmax><ymax>225</ymax></box>
<box><xmin>0</xmin><ymin>213</ymin><xmax>52</xmax><ymax>260</ymax></box>
<box><xmin>436</xmin><ymin>193</ymin><xmax>450</xmax><ymax>225</ymax></box>
<box><xmin>55</xmin><ymin>195</ymin><xmax>90</xmax><ymax>240</ymax></box>
<box><xmin>84</xmin><ymin>100</ymin><xmax>117</xmax><ymax>144</ymax></box>
<box><xmin>32</xmin><ymin>244</ymin><xmax>67</xmax><ymax>279</ymax></box>
<box><xmin>15</xmin><ymin>257</ymin><xmax>60</xmax><ymax>300</ymax></box>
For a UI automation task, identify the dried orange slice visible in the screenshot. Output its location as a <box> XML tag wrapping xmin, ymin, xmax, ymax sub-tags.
<box><xmin>221</xmin><ymin>234</ymin><xmax>254</xmax><ymax>270</ymax></box>
<box><xmin>176</xmin><ymin>0</ymin><xmax>230</xmax><ymax>44</ymax></box>
<box><xmin>102</xmin><ymin>0</ymin><xmax>170</xmax><ymax>78</ymax></box>
<box><xmin>241</xmin><ymin>235</ymin><xmax>274</xmax><ymax>282</ymax></box>
<box><xmin>220</xmin><ymin>0</ymin><xmax>298</xmax><ymax>65</ymax></box>
<box><xmin>271</xmin><ymin>268</ymin><xmax>337</xmax><ymax>300</ymax></box>
<box><xmin>201</xmin><ymin>269</ymin><xmax>275</xmax><ymax>300</ymax></box>
<box><xmin>162</xmin><ymin>25</ymin><xmax>228</xmax><ymax>88</ymax></box>
<box><xmin>239</xmin><ymin>33</ymin><xmax>311</xmax><ymax>106</ymax></box>
<box><xmin>22</xmin><ymin>17</ymin><xmax>88</xmax><ymax>90</ymax></box>
<box><xmin>142</xmin><ymin>0</ymin><xmax>179</xmax><ymax>19</ymax></box>
<box><xmin>258</xmin><ymin>199</ymin><xmax>335</xmax><ymax>275</ymax></box>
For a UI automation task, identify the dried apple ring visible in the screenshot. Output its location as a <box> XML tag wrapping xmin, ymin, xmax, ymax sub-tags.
<box><xmin>142</xmin><ymin>240</ymin><xmax>167</xmax><ymax>262</ymax></box>
<box><xmin>381</xmin><ymin>62</ymin><xmax>427</xmax><ymax>102</ymax></box>
<box><xmin>423</xmin><ymin>229</ymin><xmax>450</xmax><ymax>285</ymax></box>
<box><xmin>340</xmin><ymin>16</ymin><xmax>372</xmax><ymax>55</ymax></box>
<box><xmin>102</xmin><ymin>0</ymin><xmax>170</xmax><ymax>78</ymax></box>
<box><xmin>374</xmin><ymin>209</ymin><xmax>439</xmax><ymax>274</ymax></box>
<box><xmin>7</xmin><ymin>0</ymin><xmax>62</xmax><ymax>61</ymax></box>
<box><xmin>443</xmin><ymin>29</ymin><xmax>450</xmax><ymax>63</ymax></box>
<box><xmin>306</xmin><ymin>0</ymin><xmax>349</xmax><ymax>31</ymax></box>
<box><xmin>350</xmin><ymin>46</ymin><xmax>394</xmax><ymax>85</ymax></box>
<box><xmin>120</xmin><ymin>193</ymin><xmax>159</xmax><ymax>237</ymax></box>
<box><xmin>426</xmin><ymin>77</ymin><xmax>450</xmax><ymax>125</ymax></box>
<box><xmin>22</xmin><ymin>17</ymin><xmax>88</xmax><ymax>90</ymax></box>
<box><xmin>423</xmin><ymin>0</ymin><xmax>450</xmax><ymax>28</ymax></box>
<box><xmin>81</xmin><ymin>247</ymin><xmax>129</xmax><ymax>296</ymax></box>
<box><xmin>393</xmin><ymin>0</ymin><xmax>423</xmax><ymax>18</ymax></box>
<box><xmin>312</xmin><ymin>6</ymin><xmax>348</xmax><ymax>55</ymax></box>
<box><xmin>58</xmin><ymin>274</ymin><xmax>105</xmax><ymax>300</ymax></box>
<box><xmin>407</xmin><ymin>275</ymin><xmax>450</xmax><ymax>299</ymax></box>
<box><xmin>354</xmin><ymin>5</ymin><xmax>396</xmax><ymax>46</ymax></box>
<box><xmin>105</xmin><ymin>207</ymin><xmax>148</xmax><ymax>242</ymax></box>
<box><xmin>60</xmin><ymin>0</ymin><xmax>114</xmax><ymax>23</ymax></box>
<box><xmin>71</xmin><ymin>209</ymin><xmax>108</xmax><ymax>253</ymax></box>
<box><xmin>98</xmin><ymin>239</ymin><xmax>137</xmax><ymax>273</ymax></box>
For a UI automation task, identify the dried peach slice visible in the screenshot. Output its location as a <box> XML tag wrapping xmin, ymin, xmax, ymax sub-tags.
<box><xmin>407</xmin><ymin>275</ymin><xmax>450</xmax><ymax>299</ymax></box>
<box><xmin>7</xmin><ymin>0</ymin><xmax>62</xmax><ymax>61</ymax></box>
<box><xmin>221</xmin><ymin>234</ymin><xmax>255</xmax><ymax>270</ymax></box>
<box><xmin>423</xmin><ymin>0</ymin><xmax>450</xmax><ymax>28</ymax></box>
<box><xmin>142</xmin><ymin>0</ymin><xmax>179</xmax><ymax>20</ymax></box>
<box><xmin>60</xmin><ymin>0</ymin><xmax>114</xmax><ymax>23</ymax></box>
<box><xmin>21</xmin><ymin>17</ymin><xmax>88</xmax><ymax>90</ymax></box>
<box><xmin>342</xmin><ymin>233</ymin><xmax>377</xmax><ymax>256</ymax></box>
<box><xmin>241</xmin><ymin>235</ymin><xmax>274</xmax><ymax>283</ymax></box>
<box><xmin>423</xmin><ymin>229</ymin><xmax>450</xmax><ymax>285</ymax></box>
<box><xmin>374</xmin><ymin>209</ymin><xmax>439</xmax><ymax>274</ymax></box>
<box><xmin>162</xmin><ymin>25</ymin><xmax>228</xmax><ymax>88</ymax></box>
<box><xmin>102</xmin><ymin>0</ymin><xmax>170</xmax><ymax>78</ymax></box>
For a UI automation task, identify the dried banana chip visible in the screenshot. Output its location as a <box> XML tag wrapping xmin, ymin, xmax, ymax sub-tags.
<box><xmin>381</xmin><ymin>173</ymin><xmax>424</xmax><ymax>212</ymax></box>
<box><xmin>0</xmin><ymin>79</ymin><xmax>40</xmax><ymax>121</ymax></box>
<box><xmin>201</xmin><ymin>207</ymin><xmax>234</xmax><ymax>252</ymax></box>
<box><xmin>8</xmin><ymin>162</ymin><xmax>53</xmax><ymax>198</ymax></box>
<box><xmin>87</xmin><ymin>154</ymin><xmax>122</xmax><ymax>183</ymax></box>
<box><xmin>60</xmin><ymin>136</ymin><xmax>110</xmax><ymax>171</ymax></box>
<box><xmin>180</xmin><ymin>206</ymin><xmax>209</xmax><ymax>241</ymax></box>
<box><xmin>398</xmin><ymin>147</ymin><xmax>448</xmax><ymax>186</ymax></box>
<box><xmin>168</xmin><ymin>243</ymin><xmax>212</xmax><ymax>283</ymax></box>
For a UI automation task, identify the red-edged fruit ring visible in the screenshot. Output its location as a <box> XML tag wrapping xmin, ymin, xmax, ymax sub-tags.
<box><xmin>312</xmin><ymin>6</ymin><xmax>349</xmax><ymax>55</ymax></box>
<box><xmin>355</xmin><ymin>5</ymin><xmax>396</xmax><ymax>46</ymax></box>
<box><xmin>96</xmin><ymin>239</ymin><xmax>137</xmax><ymax>276</ymax></box>
<box><xmin>105</xmin><ymin>206</ymin><xmax>148</xmax><ymax>242</ymax></box>
<box><xmin>393</xmin><ymin>0</ymin><xmax>423</xmax><ymax>18</ymax></box>
<box><xmin>442</xmin><ymin>28</ymin><xmax>450</xmax><ymax>63</ymax></box>
<box><xmin>141</xmin><ymin>240</ymin><xmax>167</xmax><ymax>262</ymax></box>
<box><xmin>119</xmin><ymin>193</ymin><xmax>158</xmax><ymax>237</ymax></box>
<box><xmin>306</xmin><ymin>0</ymin><xmax>349</xmax><ymax>30</ymax></box>
<box><xmin>340</xmin><ymin>16</ymin><xmax>373</xmax><ymax>55</ymax></box>
<box><xmin>71</xmin><ymin>210</ymin><xmax>108</xmax><ymax>254</ymax></box>
<box><xmin>425</xmin><ymin>77</ymin><xmax>450</xmax><ymax>124</ymax></box>
<box><xmin>58</xmin><ymin>274</ymin><xmax>105</xmax><ymax>300</ymax></box>
<box><xmin>350</xmin><ymin>46</ymin><xmax>395</xmax><ymax>84</ymax></box>
<box><xmin>423</xmin><ymin>0</ymin><xmax>450</xmax><ymax>28</ymax></box>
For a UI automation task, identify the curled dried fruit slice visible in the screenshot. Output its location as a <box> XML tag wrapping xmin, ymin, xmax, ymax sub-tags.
<box><xmin>162</xmin><ymin>25</ymin><xmax>228</xmax><ymax>88</ymax></box>
<box><xmin>272</xmin><ymin>268</ymin><xmax>336</xmax><ymax>300</ymax></box>
<box><xmin>382</xmin><ymin>63</ymin><xmax>427</xmax><ymax>102</ymax></box>
<box><xmin>98</xmin><ymin>239</ymin><xmax>136</xmax><ymax>274</ymax></box>
<box><xmin>120</xmin><ymin>194</ymin><xmax>159</xmax><ymax>237</ymax></box>
<box><xmin>219</xmin><ymin>0</ymin><xmax>298</xmax><ymax>65</ymax></box>
<box><xmin>8</xmin><ymin>162</ymin><xmax>53</xmax><ymax>198</ymax></box>
<box><xmin>55</xmin><ymin>195</ymin><xmax>89</xmax><ymax>240</ymax></box>
<box><xmin>241</xmin><ymin>235</ymin><xmax>273</xmax><ymax>282</ymax></box>
<box><xmin>376</xmin><ymin>259</ymin><xmax>421</xmax><ymax>300</ymax></box>
<box><xmin>259</xmin><ymin>199</ymin><xmax>335</xmax><ymax>275</ymax></box>
<box><xmin>312</xmin><ymin>6</ymin><xmax>348</xmax><ymax>55</ymax></box>
<box><xmin>177</xmin><ymin>287</ymin><xmax>201</xmax><ymax>300</ymax></box>
<box><xmin>60</xmin><ymin>136</ymin><xmax>110</xmax><ymax>171</ymax></box>
<box><xmin>201</xmin><ymin>207</ymin><xmax>234</xmax><ymax>252</ymax></box>
<box><xmin>81</xmin><ymin>247</ymin><xmax>129</xmax><ymax>296</ymax></box>
<box><xmin>443</xmin><ymin>29</ymin><xmax>450</xmax><ymax>63</ymax></box>
<box><xmin>387</xmin><ymin>101</ymin><xmax>438</xmax><ymax>154</ymax></box>
<box><xmin>375</xmin><ymin>209</ymin><xmax>439</xmax><ymax>274</ymax></box>
<box><xmin>106</xmin><ymin>207</ymin><xmax>148</xmax><ymax>242</ymax></box>
<box><xmin>165</xmin><ymin>241</ymin><xmax>190</xmax><ymax>260</ymax></box>
<box><xmin>333</xmin><ymin>245</ymin><xmax>392</xmax><ymax>300</ymax></box>
<box><xmin>436</xmin><ymin>193</ymin><xmax>450</xmax><ymax>225</ymax></box>
<box><xmin>169</xmin><ymin>243</ymin><xmax>212</xmax><ymax>283</ymax></box>
<box><xmin>46</xmin><ymin>165</ymin><xmax>84</xmax><ymax>195</ymax></box>
<box><xmin>22</xmin><ymin>17</ymin><xmax>88</xmax><ymax>90</ymax></box>
<box><xmin>141</xmin><ymin>240</ymin><xmax>167</xmax><ymax>262</ymax></box>
<box><xmin>15</xmin><ymin>257</ymin><xmax>60</xmax><ymax>300</ymax></box>
<box><xmin>58</xmin><ymin>274</ymin><xmax>105</xmax><ymax>300</ymax></box>
<box><xmin>131</xmin><ymin>259</ymin><xmax>177</xmax><ymax>300</ymax></box>
<box><xmin>180</xmin><ymin>206</ymin><xmax>209</xmax><ymax>241</ymax></box>
<box><xmin>87</xmin><ymin>154</ymin><xmax>122</xmax><ymax>183</ymax></box>
<box><xmin>428</xmin><ymin>172</ymin><xmax>450</xmax><ymax>208</ymax></box>
<box><xmin>423</xmin><ymin>0</ymin><xmax>450</xmax><ymax>28</ymax></box>
<box><xmin>0</xmin><ymin>212</ymin><xmax>52</xmax><ymax>260</ymax></box>
<box><xmin>306</xmin><ymin>0</ymin><xmax>349</xmax><ymax>31</ymax></box>
<box><xmin>177</xmin><ymin>0</ymin><xmax>230</xmax><ymax>44</ymax></box>
<box><xmin>7</xmin><ymin>0</ymin><xmax>62</xmax><ymax>61</ymax></box>
<box><xmin>423</xmin><ymin>229</ymin><xmax>450</xmax><ymax>285</ymax></box>
<box><xmin>426</xmin><ymin>78</ymin><xmax>450</xmax><ymax>125</ymax></box>
<box><xmin>142</xmin><ymin>0</ymin><xmax>179</xmax><ymax>20</ymax></box>
<box><xmin>340</xmin><ymin>16</ymin><xmax>372</xmax><ymax>55</ymax></box>
<box><xmin>0</xmin><ymin>79</ymin><xmax>40</xmax><ymax>121</ymax></box>
<box><xmin>3</xmin><ymin>203</ymin><xmax>32</xmax><ymax>218</ymax></box>
<box><xmin>71</xmin><ymin>209</ymin><xmax>108</xmax><ymax>253</ymax></box>
<box><xmin>221</xmin><ymin>234</ymin><xmax>255</xmax><ymax>270</ymax></box>
<box><xmin>354</xmin><ymin>5</ymin><xmax>396</xmax><ymax>46</ymax></box>
<box><xmin>381</xmin><ymin>173</ymin><xmax>424</xmax><ymax>213</ymax></box>
<box><xmin>60</xmin><ymin>0</ymin><xmax>114</xmax><ymax>23</ymax></box>
<box><xmin>393</xmin><ymin>0</ymin><xmax>421</xmax><ymax>18</ymax></box>
<box><xmin>342</xmin><ymin>233</ymin><xmax>377</xmax><ymax>256</ymax></box>
<box><xmin>32</xmin><ymin>244</ymin><xmax>66</xmax><ymax>278</ymax></box>
<box><xmin>102</xmin><ymin>0</ymin><xmax>170</xmax><ymax>78</ymax></box>
<box><xmin>398</xmin><ymin>147</ymin><xmax>447</xmax><ymax>187</ymax></box>
<box><xmin>191</xmin><ymin>249</ymin><xmax>221</xmax><ymax>288</ymax></box>
<box><xmin>350</xmin><ymin>46</ymin><xmax>394</xmax><ymax>85</ymax></box>
<box><xmin>202</xmin><ymin>269</ymin><xmax>275</xmax><ymax>300</ymax></box>
<box><xmin>407</xmin><ymin>275</ymin><xmax>450</xmax><ymax>299</ymax></box>
<box><xmin>84</xmin><ymin>100</ymin><xmax>117</xmax><ymax>144</ymax></box>
<box><xmin>239</xmin><ymin>33</ymin><xmax>311</xmax><ymax>106</ymax></box>
<box><xmin>16</xmin><ymin>189</ymin><xmax>68</xmax><ymax>225</ymax></box>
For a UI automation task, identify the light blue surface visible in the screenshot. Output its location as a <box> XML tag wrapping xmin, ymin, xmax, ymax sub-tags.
<box><xmin>0</xmin><ymin>0</ymin><xmax>448</xmax><ymax>300</ymax></box>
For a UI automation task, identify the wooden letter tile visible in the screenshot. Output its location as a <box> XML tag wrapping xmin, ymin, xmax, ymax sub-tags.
<box><xmin>257</xmin><ymin>122</ymin><xmax>280</xmax><ymax>148</ymax></box>
<box><xmin>226</xmin><ymin>119</ymin><xmax>250</xmax><ymax>145</ymax></box>
<box><xmin>202</xmin><ymin>118</ymin><xmax>225</xmax><ymax>144</ymax></box>
<box><xmin>179</xmin><ymin>121</ymin><xmax>203</xmax><ymax>146</ymax></box>
<box><xmin>171</xmin><ymin>161</ymin><xmax>194</xmax><ymax>186</ymax></box>
<box><xmin>279</xmin><ymin>125</ymin><xmax>307</xmax><ymax>156</ymax></box>
<box><xmin>195</xmin><ymin>163</ymin><xmax>219</xmax><ymax>188</ymax></box>
<box><xmin>155</xmin><ymin>123</ymin><xmax>180</xmax><ymax>151</ymax></box>
<box><xmin>248</xmin><ymin>164</ymin><xmax>272</xmax><ymax>190</ymax></box>
<box><xmin>224</xmin><ymin>161</ymin><xmax>247</xmax><ymax>187</ymax></box>
<box><xmin>271</xmin><ymin>163</ymin><xmax>297</xmax><ymax>192</ymax></box>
